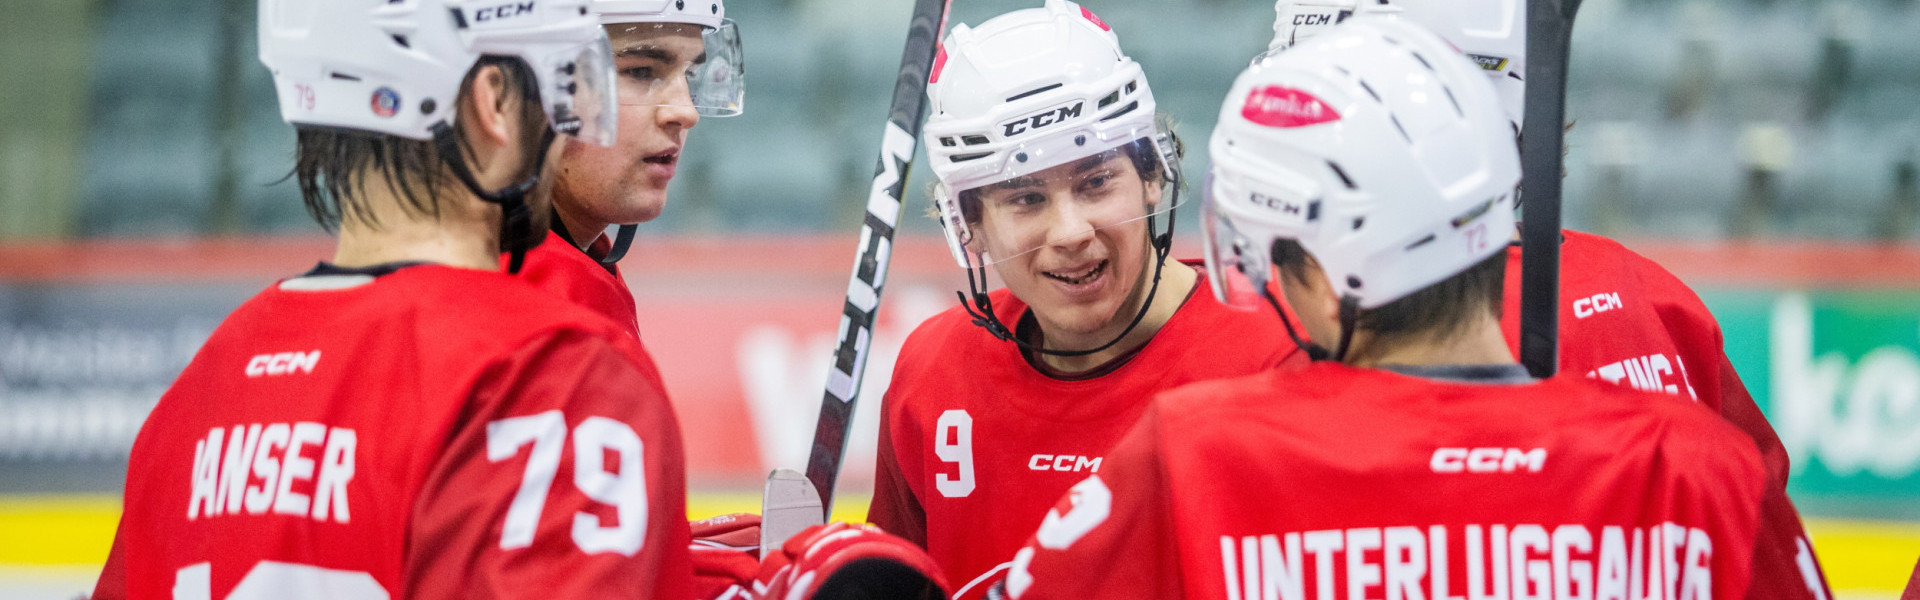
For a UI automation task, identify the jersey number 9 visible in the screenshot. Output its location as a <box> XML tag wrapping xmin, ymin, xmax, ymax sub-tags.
<box><xmin>936</xmin><ymin>410</ymin><xmax>976</xmax><ymax>498</ymax></box>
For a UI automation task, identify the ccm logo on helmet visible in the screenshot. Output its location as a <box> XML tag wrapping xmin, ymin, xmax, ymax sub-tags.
<box><xmin>1001</xmin><ymin>102</ymin><xmax>1084</xmax><ymax>138</ymax></box>
<box><xmin>1241</xmin><ymin>86</ymin><xmax>1340</xmax><ymax>128</ymax></box>
<box><xmin>473</xmin><ymin>1</ymin><xmax>536</xmax><ymax>22</ymax></box>
<box><xmin>246</xmin><ymin>350</ymin><xmax>320</xmax><ymax>377</ymax></box>
<box><xmin>1293</xmin><ymin>13</ymin><xmax>1334</xmax><ymax>26</ymax></box>
<box><xmin>1430</xmin><ymin>447</ymin><xmax>1546</xmax><ymax>473</ymax></box>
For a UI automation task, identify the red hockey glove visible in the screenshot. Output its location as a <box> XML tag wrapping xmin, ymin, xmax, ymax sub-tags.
<box><xmin>692</xmin><ymin>513</ymin><xmax>763</xmax><ymax>600</ymax></box>
<box><xmin>755</xmin><ymin>522</ymin><xmax>950</xmax><ymax>600</ymax></box>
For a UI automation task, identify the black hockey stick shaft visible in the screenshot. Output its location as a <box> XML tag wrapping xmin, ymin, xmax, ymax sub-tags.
<box><xmin>805</xmin><ymin>0</ymin><xmax>952</xmax><ymax>519</ymax></box>
<box><xmin>1518</xmin><ymin>0</ymin><xmax>1582</xmax><ymax>378</ymax></box>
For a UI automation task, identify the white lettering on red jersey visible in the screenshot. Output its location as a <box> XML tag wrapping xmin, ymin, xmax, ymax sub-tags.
<box><xmin>869</xmin><ymin>264</ymin><xmax>1307</xmax><ymax>592</ymax></box>
<box><xmin>1004</xmin><ymin>363</ymin><xmax>1831</xmax><ymax>600</ymax></box>
<box><xmin>93</xmin><ymin>265</ymin><xmax>690</xmax><ymax>600</ymax></box>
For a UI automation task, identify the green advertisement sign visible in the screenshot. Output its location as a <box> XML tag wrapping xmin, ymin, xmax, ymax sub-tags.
<box><xmin>1705</xmin><ymin>290</ymin><xmax>1920</xmax><ymax>520</ymax></box>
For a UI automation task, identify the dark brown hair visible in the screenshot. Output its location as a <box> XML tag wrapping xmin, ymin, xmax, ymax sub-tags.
<box><xmin>291</xmin><ymin>56</ymin><xmax>547</xmax><ymax>231</ymax></box>
<box><xmin>1271</xmin><ymin>240</ymin><xmax>1507</xmax><ymax>345</ymax></box>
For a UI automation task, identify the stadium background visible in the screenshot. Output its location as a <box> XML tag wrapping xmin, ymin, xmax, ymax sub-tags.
<box><xmin>1</xmin><ymin>0</ymin><xmax>1917</xmax><ymax>597</ymax></box>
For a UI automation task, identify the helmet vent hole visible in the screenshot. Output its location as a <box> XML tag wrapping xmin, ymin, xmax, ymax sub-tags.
<box><xmin>940</xmin><ymin>137</ymin><xmax>958</xmax><ymax>147</ymax></box>
<box><xmin>1358</xmin><ymin>80</ymin><xmax>1382</xmax><ymax>103</ymax></box>
<box><xmin>420</xmin><ymin>99</ymin><xmax>437</xmax><ymax>114</ymax></box>
<box><xmin>1443</xmin><ymin>86</ymin><xmax>1464</xmax><ymax>117</ymax></box>
<box><xmin>951</xmin><ymin>152</ymin><xmax>992</xmax><ymax>163</ymax></box>
<box><xmin>1126</xmin><ymin>81</ymin><xmax>1138</xmax><ymax>94</ymax></box>
<box><xmin>1404</xmin><ymin>233</ymin><xmax>1437</xmax><ymax>251</ymax></box>
<box><xmin>1099</xmin><ymin>100</ymin><xmax>1140</xmax><ymax>122</ymax></box>
<box><xmin>389</xmin><ymin>34</ymin><xmax>410</xmax><ymax>48</ymax></box>
<box><xmin>961</xmin><ymin>135</ymin><xmax>990</xmax><ymax>146</ymax></box>
<box><xmin>1015</xmin><ymin>152</ymin><xmax>1029</xmax><ymax>163</ymax></box>
<box><xmin>675</xmin><ymin>0</ymin><xmax>684</xmax><ymax>9</ymax></box>
<box><xmin>1098</xmin><ymin>91</ymin><xmax>1121</xmax><ymax>109</ymax></box>
<box><xmin>1326</xmin><ymin>161</ymin><xmax>1357</xmax><ymax>190</ymax></box>
<box><xmin>1410</xmin><ymin>51</ymin><xmax>1435</xmax><ymax>72</ymax></box>
<box><xmin>1074</xmin><ymin>134</ymin><xmax>1087</xmax><ymax>146</ymax></box>
<box><xmin>1388</xmin><ymin>114</ymin><xmax>1410</xmax><ymax>143</ymax></box>
<box><xmin>1351</xmin><ymin>217</ymin><xmax>1365</xmax><ymax>231</ymax></box>
<box><xmin>1383</xmin><ymin>36</ymin><xmax>1401</xmax><ymax>46</ymax></box>
<box><xmin>1347</xmin><ymin>276</ymin><xmax>1363</xmax><ymax>288</ymax></box>
<box><xmin>1006</xmin><ymin>83</ymin><xmax>1063</xmax><ymax>102</ymax></box>
<box><xmin>711</xmin><ymin>3</ymin><xmax>718</xmax><ymax>13</ymax></box>
<box><xmin>1508</xmin><ymin>71</ymin><xmax>1524</xmax><ymax>81</ymax></box>
<box><xmin>329</xmin><ymin>72</ymin><xmax>362</xmax><ymax>81</ymax></box>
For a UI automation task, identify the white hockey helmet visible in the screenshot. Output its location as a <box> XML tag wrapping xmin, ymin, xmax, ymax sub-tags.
<box><xmin>924</xmin><ymin>0</ymin><xmax>1181</xmax><ymax>270</ymax></box>
<box><xmin>591</xmin><ymin>0</ymin><xmax>744</xmax><ymax>116</ymax></box>
<box><xmin>1264</xmin><ymin>0</ymin><xmax>1526</xmax><ymax>131</ymax></box>
<box><xmin>259</xmin><ymin>0</ymin><xmax>619</xmax><ymax>146</ymax></box>
<box><xmin>1263</xmin><ymin>0</ymin><xmax>1359</xmax><ymax>58</ymax></box>
<box><xmin>1204</xmin><ymin>16</ymin><xmax>1519</xmax><ymax>313</ymax></box>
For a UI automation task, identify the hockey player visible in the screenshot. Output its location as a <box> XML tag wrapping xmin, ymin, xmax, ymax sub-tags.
<box><xmin>867</xmin><ymin>1</ymin><xmax>1307</xmax><ymax>595</ymax></box>
<box><xmin>512</xmin><ymin>0</ymin><xmax>743</xmax><ymax>335</ymax></box>
<box><xmin>1265</xmin><ymin>0</ymin><xmax>1794</xmax><ymax>493</ymax></box>
<box><xmin>1269</xmin><ymin>2</ymin><xmax>1827</xmax><ymax>584</ymax></box>
<box><xmin>1002</xmin><ymin>17</ymin><xmax>1830</xmax><ymax>599</ymax></box>
<box><xmin>91</xmin><ymin>1</ymin><xmax>694</xmax><ymax>599</ymax></box>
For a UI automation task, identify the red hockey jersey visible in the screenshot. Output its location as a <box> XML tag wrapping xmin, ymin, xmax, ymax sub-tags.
<box><xmin>1005</xmin><ymin>363</ymin><xmax>1833</xmax><ymax>600</ymax></box>
<box><xmin>868</xmin><ymin>267</ymin><xmax>1306</xmax><ymax>596</ymax></box>
<box><xmin>1500</xmin><ymin>231</ymin><xmax>1787</xmax><ymax>490</ymax></box>
<box><xmin>512</xmin><ymin>230</ymin><xmax>641</xmax><ymax>338</ymax></box>
<box><xmin>93</xmin><ymin>264</ymin><xmax>691</xmax><ymax>600</ymax></box>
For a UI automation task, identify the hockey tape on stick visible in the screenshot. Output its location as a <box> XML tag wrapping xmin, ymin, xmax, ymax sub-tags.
<box><xmin>1518</xmin><ymin>0</ymin><xmax>1582</xmax><ymax>378</ymax></box>
<box><xmin>805</xmin><ymin>0</ymin><xmax>954</xmax><ymax>518</ymax></box>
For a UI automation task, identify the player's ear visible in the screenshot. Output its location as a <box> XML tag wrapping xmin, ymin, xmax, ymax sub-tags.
<box><xmin>457</xmin><ymin>63</ymin><xmax>526</xmax><ymax>187</ymax></box>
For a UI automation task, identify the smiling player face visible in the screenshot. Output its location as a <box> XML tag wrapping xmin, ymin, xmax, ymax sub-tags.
<box><xmin>972</xmin><ymin>148</ymin><xmax>1164</xmax><ymax>341</ymax></box>
<box><xmin>552</xmin><ymin>23</ymin><xmax>705</xmax><ymax>233</ymax></box>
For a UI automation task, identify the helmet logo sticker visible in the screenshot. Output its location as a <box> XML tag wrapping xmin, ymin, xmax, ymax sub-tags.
<box><xmin>1468</xmin><ymin>54</ymin><xmax>1511</xmax><ymax>72</ymax></box>
<box><xmin>1079</xmin><ymin>7</ymin><xmax>1110</xmax><ymax>31</ymax></box>
<box><xmin>371</xmin><ymin>87</ymin><xmax>402</xmax><ymax>118</ymax></box>
<box><xmin>1000</xmin><ymin>101</ymin><xmax>1084</xmax><ymax>137</ymax></box>
<box><xmin>1241</xmin><ymin>86</ymin><xmax>1339</xmax><ymax>128</ymax></box>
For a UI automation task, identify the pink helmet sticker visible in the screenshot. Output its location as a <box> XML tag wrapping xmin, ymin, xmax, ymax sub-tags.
<box><xmin>930</xmin><ymin>44</ymin><xmax>948</xmax><ymax>83</ymax></box>
<box><xmin>1241</xmin><ymin>86</ymin><xmax>1340</xmax><ymax>128</ymax></box>
<box><xmin>1080</xmin><ymin>6</ymin><xmax>1110</xmax><ymax>31</ymax></box>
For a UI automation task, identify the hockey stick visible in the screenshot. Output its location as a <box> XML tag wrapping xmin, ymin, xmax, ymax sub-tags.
<box><xmin>804</xmin><ymin>0</ymin><xmax>954</xmax><ymax>519</ymax></box>
<box><xmin>1517</xmin><ymin>0</ymin><xmax>1582</xmax><ymax>378</ymax></box>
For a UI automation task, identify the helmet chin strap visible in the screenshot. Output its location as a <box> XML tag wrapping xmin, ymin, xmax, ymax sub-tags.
<box><xmin>430</xmin><ymin>122</ymin><xmax>556</xmax><ymax>275</ymax></box>
<box><xmin>957</xmin><ymin>188</ymin><xmax>1179</xmax><ymax>359</ymax></box>
<box><xmin>1259</xmin><ymin>289</ymin><xmax>1331</xmax><ymax>362</ymax></box>
<box><xmin>1333</xmin><ymin>294</ymin><xmax>1361</xmax><ymax>363</ymax></box>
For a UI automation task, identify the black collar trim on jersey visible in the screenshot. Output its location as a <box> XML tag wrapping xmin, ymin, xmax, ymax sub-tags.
<box><xmin>1015</xmin><ymin>277</ymin><xmax>1201</xmax><ymax>382</ymax></box>
<box><xmin>549</xmin><ymin>209</ymin><xmax>621</xmax><ymax>277</ymax></box>
<box><xmin>1381</xmin><ymin>363</ymin><xmax>1534</xmax><ymax>384</ymax></box>
<box><xmin>300</xmin><ymin>261</ymin><xmax>434</xmax><ymax>279</ymax></box>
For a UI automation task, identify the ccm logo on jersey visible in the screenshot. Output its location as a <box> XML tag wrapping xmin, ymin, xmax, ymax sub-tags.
<box><xmin>1430</xmin><ymin>447</ymin><xmax>1545</xmax><ymax>473</ymax></box>
<box><xmin>246</xmin><ymin>350</ymin><xmax>320</xmax><ymax>377</ymax></box>
<box><xmin>1028</xmin><ymin>454</ymin><xmax>1102</xmax><ymax>473</ymax></box>
<box><xmin>188</xmin><ymin>422</ymin><xmax>357</xmax><ymax>524</ymax></box>
<box><xmin>1001</xmin><ymin>102</ymin><xmax>1084</xmax><ymax>138</ymax></box>
<box><xmin>1573</xmin><ymin>292</ymin><xmax>1623</xmax><ymax>319</ymax></box>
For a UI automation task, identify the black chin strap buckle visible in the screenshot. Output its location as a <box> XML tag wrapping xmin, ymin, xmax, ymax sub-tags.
<box><xmin>958</xmin><ymin>291</ymin><xmax>1016</xmax><ymax>342</ymax></box>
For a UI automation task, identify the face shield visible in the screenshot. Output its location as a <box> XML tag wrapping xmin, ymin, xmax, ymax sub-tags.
<box><xmin>540</xmin><ymin>35</ymin><xmax>621</xmax><ymax>146</ymax></box>
<box><xmin>935</xmin><ymin>128</ymin><xmax>1181</xmax><ymax>270</ymax></box>
<box><xmin>609</xmin><ymin>20</ymin><xmax>745</xmax><ymax>117</ymax></box>
<box><xmin>1200</xmin><ymin>172</ymin><xmax>1277</xmax><ymax>311</ymax></box>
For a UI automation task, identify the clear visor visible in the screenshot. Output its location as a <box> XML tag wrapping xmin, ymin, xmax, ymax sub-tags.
<box><xmin>937</xmin><ymin>134</ymin><xmax>1182</xmax><ymax>269</ymax></box>
<box><xmin>610</xmin><ymin>20</ymin><xmax>745</xmax><ymax>117</ymax></box>
<box><xmin>548</xmin><ymin>35</ymin><xmax>620</xmax><ymax>146</ymax></box>
<box><xmin>1200</xmin><ymin>172</ymin><xmax>1277</xmax><ymax>311</ymax></box>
